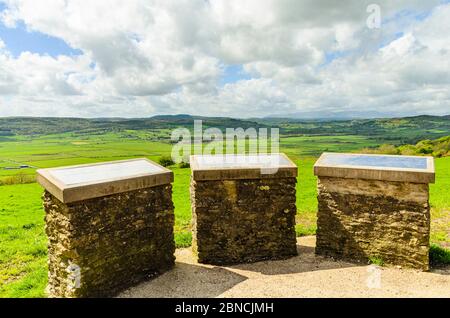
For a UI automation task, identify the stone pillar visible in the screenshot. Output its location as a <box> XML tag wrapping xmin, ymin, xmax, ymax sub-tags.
<box><xmin>190</xmin><ymin>154</ymin><xmax>298</xmax><ymax>265</ymax></box>
<box><xmin>37</xmin><ymin>159</ymin><xmax>175</xmax><ymax>297</ymax></box>
<box><xmin>314</xmin><ymin>153</ymin><xmax>435</xmax><ymax>271</ymax></box>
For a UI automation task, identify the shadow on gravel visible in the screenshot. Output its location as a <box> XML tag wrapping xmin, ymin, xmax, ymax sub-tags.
<box><xmin>119</xmin><ymin>262</ymin><xmax>247</xmax><ymax>298</ymax></box>
<box><xmin>429</xmin><ymin>265</ymin><xmax>450</xmax><ymax>275</ymax></box>
<box><xmin>229</xmin><ymin>243</ymin><xmax>359</xmax><ymax>276</ymax></box>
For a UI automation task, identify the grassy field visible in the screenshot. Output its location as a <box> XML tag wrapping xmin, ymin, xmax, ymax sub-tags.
<box><xmin>0</xmin><ymin>132</ymin><xmax>449</xmax><ymax>297</ymax></box>
<box><xmin>0</xmin><ymin>184</ymin><xmax>47</xmax><ymax>297</ymax></box>
<box><xmin>281</xmin><ymin>135</ymin><xmax>382</xmax><ymax>157</ymax></box>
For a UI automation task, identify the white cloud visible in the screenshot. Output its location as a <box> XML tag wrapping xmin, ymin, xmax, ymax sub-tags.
<box><xmin>0</xmin><ymin>51</ymin><xmax>92</xmax><ymax>96</ymax></box>
<box><xmin>0</xmin><ymin>0</ymin><xmax>448</xmax><ymax>117</ymax></box>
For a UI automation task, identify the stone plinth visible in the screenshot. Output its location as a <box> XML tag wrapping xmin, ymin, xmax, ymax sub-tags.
<box><xmin>190</xmin><ymin>154</ymin><xmax>298</xmax><ymax>265</ymax></box>
<box><xmin>314</xmin><ymin>153</ymin><xmax>435</xmax><ymax>271</ymax></box>
<box><xmin>37</xmin><ymin>159</ymin><xmax>175</xmax><ymax>297</ymax></box>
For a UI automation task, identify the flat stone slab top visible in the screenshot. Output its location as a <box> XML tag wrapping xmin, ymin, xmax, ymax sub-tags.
<box><xmin>190</xmin><ymin>153</ymin><xmax>297</xmax><ymax>180</ymax></box>
<box><xmin>37</xmin><ymin>158</ymin><xmax>173</xmax><ymax>203</ymax></box>
<box><xmin>314</xmin><ymin>152</ymin><xmax>435</xmax><ymax>184</ymax></box>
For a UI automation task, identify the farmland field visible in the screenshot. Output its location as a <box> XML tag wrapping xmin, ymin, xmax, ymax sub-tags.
<box><xmin>0</xmin><ymin>122</ymin><xmax>449</xmax><ymax>297</ymax></box>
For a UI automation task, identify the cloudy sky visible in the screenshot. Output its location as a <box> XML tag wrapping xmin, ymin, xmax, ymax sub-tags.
<box><xmin>0</xmin><ymin>0</ymin><xmax>449</xmax><ymax>118</ymax></box>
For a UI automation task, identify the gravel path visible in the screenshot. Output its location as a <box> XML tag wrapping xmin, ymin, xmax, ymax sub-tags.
<box><xmin>119</xmin><ymin>236</ymin><xmax>450</xmax><ymax>298</ymax></box>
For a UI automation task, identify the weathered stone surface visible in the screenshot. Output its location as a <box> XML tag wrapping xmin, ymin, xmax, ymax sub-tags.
<box><xmin>43</xmin><ymin>185</ymin><xmax>175</xmax><ymax>297</ymax></box>
<box><xmin>191</xmin><ymin>177</ymin><xmax>298</xmax><ymax>265</ymax></box>
<box><xmin>316</xmin><ymin>177</ymin><xmax>430</xmax><ymax>270</ymax></box>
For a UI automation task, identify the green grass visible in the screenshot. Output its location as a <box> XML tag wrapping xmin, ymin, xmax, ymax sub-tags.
<box><xmin>0</xmin><ymin>184</ymin><xmax>48</xmax><ymax>298</ymax></box>
<box><xmin>174</xmin><ymin>231</ymin><xmax>192</xmax><ymax>248</ymax></box>
<box><xmin>281</xmin><ymin>135</ymin><xmax>380</xmax><ymax>158</ymax></box>
<box><xmin>430</xmin><ymin>244</ymin><xmax>450</xmax><ymax>266</ymax></box>
<box><xmin>430</xmin><ymin>158</ymin><xmax>450</xmax><ymax>211</ymax></box>
<box><xmin>0</xmin><ymin>132</ymin><xmax>173</xmax><ymax>182</ymax></box>
<box><xmin>0</xmin><ymin>133</ymin><xmax>379</xmax><ymax>181</ymax></box>
<box><xmin>295</xmin><ymin>224</ymin><xmax>317</xmax><ymax>237</ymax></box>
<box><xmin>295</xmin><ymin>158</ymin><xmax>318</xmax><ymax>235</ymax></box>
<box><xmin>172</xmin><ymin>166</ymin><xmax>192</xmax><ymax>235</ymax></box>
<box><xmin>368</xmin><ymin>256</ymin><xmax>384</xmax><ymax>266</ymax></box>
<box><xmin>429</xmin><ymin>158</ymin><xmax>450</xmax><ymax>247</ymax></box>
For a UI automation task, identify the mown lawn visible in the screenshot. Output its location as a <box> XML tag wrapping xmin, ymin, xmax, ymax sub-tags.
<box><xmin>430</xmin><ymin>158</ymin><xmax>450</xmax><ymax>247</ymax></box>
<box><xmin>0</xmin><ymin>184</ymin><xmax>47</xmax><ymax>297</ymax></box>
<box><xmin>1</xmin><ymin>157</ymin><xmax>449</xmax><ymax>297</ymax></box>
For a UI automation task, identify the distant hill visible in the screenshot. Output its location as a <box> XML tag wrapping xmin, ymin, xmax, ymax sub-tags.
<box><xmin>0</xmin><ymin>115</ymin><xmax>271</xmax><ymax>136</ymax></box>
<box><xmin>0</xmin><ymin>114</ymin><xmax>448</xmax><ymax>146</ymax></box>
<box><xmin>362</xmin><ymin>135</ymin><xmax>450</xmax><ymax>158</ymax></box>
<box><xmin>265</xmin><ymin>110</ymin><xmax>399</xmax><ymax>120</ymax></box>
<box><xmin>257</xmin><ymin>114</ymin><xmax>450</xmax><ymax>144</ymax></box>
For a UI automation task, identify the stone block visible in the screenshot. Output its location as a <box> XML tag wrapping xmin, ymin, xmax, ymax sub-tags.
<box><xmin>190</xmin><ymin>154</ymin><xmax>298</xmax><ymax>265</ymax></box>
<box><xmin>37</xmin><ymin>159</ymin><xmax>175</xmax><ymax>297</ymax></box>
<box><xmin>314</xmin><ymin>153</ymin><xmax>435</xmax><ymax>270</ymax></box>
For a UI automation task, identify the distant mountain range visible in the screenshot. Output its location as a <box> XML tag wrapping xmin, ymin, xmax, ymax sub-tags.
<box><xmin>264</xmin><ymin>110</ymin><xmax>450</xmax><ymax>121</ymax></box>
<box><xmin>0</xmin><ymin>114</ymin><xmax>269</xmax><ymax>136</ymax></box>
<box><xmin>0</xmin><ymin>114</ymin><xmax>449</xmax><ymax>146</ymax></box>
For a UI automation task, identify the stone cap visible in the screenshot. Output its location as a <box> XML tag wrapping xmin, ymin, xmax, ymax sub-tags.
<box><xmin>37</xmin><ymin>158</ymin><xmax>173</xmax><ymax>203</ymax></box>
<box><xmin>314</xmin><ymin>152</ymin><xmax>435</xmax><ymax>184</ymax></box>
<box><xmin>190</xmin><ymin>153</ymin><xmax>297</xmax><ymax>181</ymax></box>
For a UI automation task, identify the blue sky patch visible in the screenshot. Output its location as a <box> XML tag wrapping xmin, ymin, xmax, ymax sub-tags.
<box><xmin>220</xmin><ymin>65</ymin><xmax>253</xmax><ymax>85</ymax></box>
<box><xmin>0</xmin><ymin>4</ymin><xmax>81</xmax><ymax>57</ymax></box>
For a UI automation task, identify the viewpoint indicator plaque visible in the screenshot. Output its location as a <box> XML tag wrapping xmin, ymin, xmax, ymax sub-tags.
<box><xmin>320</xmin><ymin>153</ymin><xmax>428</xmax><ymax>169</ymax></box>
<box><xmin>314</xmin><ymin>152</ymin><xmax>435</xmax><ymax>184</ymax></box>
<box><xmin>190</xmin><ymin>153</ymin><xmax>298</xmax><ymax>181</ymax></box>
<box><xmin>37</xmin><ymin>158</ymin><xmax>173</xmax><ymax>203</ymax></box>
<box><xmin>194</xmin><ymin>154</ymin><xmax>292</xmax><ymax>169</ymax></box>
<box><xmin>48</xmin><ymin>159</ymin><xmax>165</xmax><ymax>186</ymax></box>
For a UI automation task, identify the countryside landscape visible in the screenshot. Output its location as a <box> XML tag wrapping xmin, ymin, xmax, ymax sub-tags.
<box><xmin>1</xmin><ymin>0</ymin><xmax>450</xmax><ymax>301</ymax></box>
<box><xmin>0</xmin><ymin>114</ymin><xmax>449</xmax><ymax>297</ymax></box>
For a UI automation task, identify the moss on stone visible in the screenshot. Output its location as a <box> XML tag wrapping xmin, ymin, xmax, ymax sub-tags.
<box><xmin>316</xmin><ymin>177</ymin><xmax>430</xmax><ymax>271</ymax></box>
<box><xmin>44</xmin><ymin>185</ymin><xmax>175</xmax><ymax>297</ymax></box>
<box><xmin>191</xmin><ymin>177</ymin><xmax>298</xmax><ymax>265</ymax></box>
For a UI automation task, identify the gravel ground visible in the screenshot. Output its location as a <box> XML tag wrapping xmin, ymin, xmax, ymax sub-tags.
<box><xmin>119</xmin><ymin>236</ymin><xmax>450</xmax><ymax>298</ymax></box>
